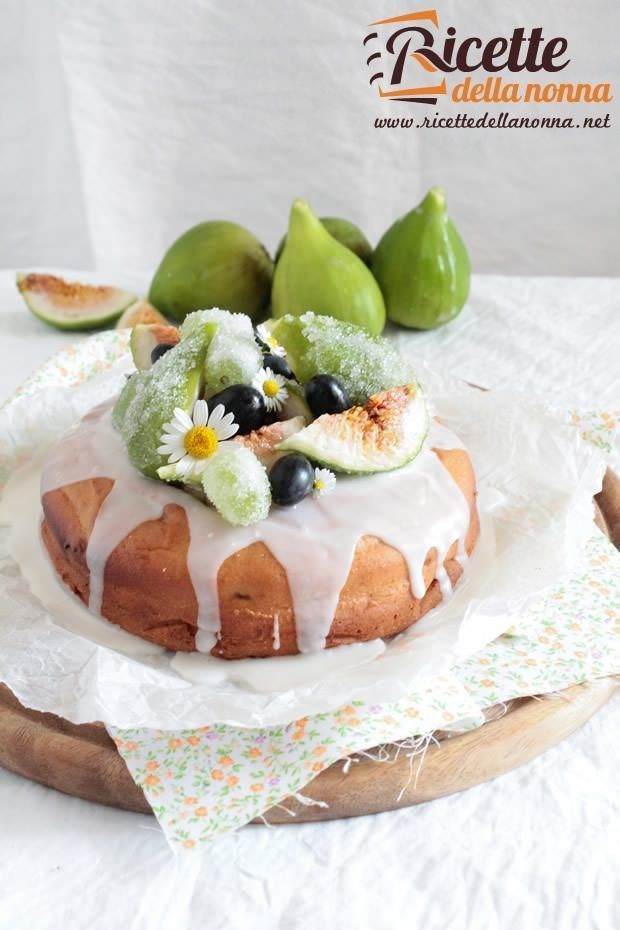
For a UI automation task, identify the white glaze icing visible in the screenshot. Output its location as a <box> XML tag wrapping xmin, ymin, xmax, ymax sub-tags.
<box><xmin>0</xmin><ymin>454</ymin><xmax>388</xmax><ymax>693</ymax></box>
<box><xmin>41</xmin><ymin>403</ymin><xmax>472</xmax><ymax>653</ymax></box>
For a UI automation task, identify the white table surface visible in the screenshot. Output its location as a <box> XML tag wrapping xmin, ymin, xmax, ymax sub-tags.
<box><xmin>0</xmin><ymin>271</ymin><xmax>618</xmax><ymax>930</ymax></box>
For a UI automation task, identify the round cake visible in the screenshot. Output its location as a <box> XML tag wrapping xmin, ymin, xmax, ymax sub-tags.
<box><xmin>40</xmin><ymin>310</ymin><xmax>479</xmax><ymax>659</ymax></box>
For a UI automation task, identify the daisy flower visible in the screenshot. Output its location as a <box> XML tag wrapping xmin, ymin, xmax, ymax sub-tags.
<box><xmin>157</xmin><ymin>399</ymin><xmax>238</xmax><ymax>480</ymax></box>
<box><xmin>252</xmin><ymin>366</ymin><xmax>288</xmax><ymax>412</ymax></box>
<box><xmin>313</xmin><ymin>467</ymin><xmax>336</xmax><ymax>497</ymax></box>
<box><xmin>256</xmin><ymin>323</ymin><xmax>286</xmax><ymax>357</ymax></box>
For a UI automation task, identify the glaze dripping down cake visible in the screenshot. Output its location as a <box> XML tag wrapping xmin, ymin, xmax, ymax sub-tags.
<box><xmin>40</xmin><ymin>310</ymin><xmax>479</xmax><ymax>659</ymax></box>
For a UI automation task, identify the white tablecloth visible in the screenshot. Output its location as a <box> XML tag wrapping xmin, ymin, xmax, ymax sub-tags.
<box><xmin>0</xmin><ymin>272</ymin><xmax>618</xmax><ymax>930</ymax></box>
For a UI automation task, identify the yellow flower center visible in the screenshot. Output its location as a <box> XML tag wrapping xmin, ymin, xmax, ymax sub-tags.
<box><xmin>263</xmin><ymin>378</ymin><xmax>280</xmax><ymax>398</ymax></box>
<box><xmin>183</xmin><ymin>425</ymin><xmax>219</xmax><ymax>459</ymax></box>
<box><xmin>267</xmin><ymin>336</ymin><xmax>279</xmax><ymax>349</ymax></box>
<box><xmin>314</xmin><ymin>479</ymin><xmax>325</xmax><ymax>492</ymax></box>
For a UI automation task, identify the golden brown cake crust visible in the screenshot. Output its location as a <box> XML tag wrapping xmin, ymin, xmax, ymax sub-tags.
<box><xmin>41</xmin><ymin>446</ymin><xmax>479</xmax><ymax>658</ymax></box>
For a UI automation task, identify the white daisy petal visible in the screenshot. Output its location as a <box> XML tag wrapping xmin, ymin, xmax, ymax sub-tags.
<box><xmin>171</xmin><ymin>417</ymin><xmax>188</xmax><ymax>434</ymax></box>
<box><xmin>175</xmin><ymin>455</ymin><xmax>192</xmax><ymax>476</ymax></box>
<box><xmin>173</xmin><ymin>408</ymin><xmax>193</xmax><ymax>431</ymax></box>
<box><xmin>217</xmin><ymin>422</ymin><xmax>239</xmax><ymax>440</ymax></box>
<box><xmin>219</xmin><ymin>411</ymin><xmax>237</xmax><ymax>430</ymax></box>
<box><xmin>167</xmin><ymin>449</ymin><xmax>185</xmax><ymax>464</ymax></box>
<box><xmin>208</xmin><ymin>404</ymin><xmax>226</xmax><ymax>428</ymax></box>
<box><xmin>161</xmin><ymin>432</ymin><xmax>183</xmax><ymax>447</ymax></box>
<box><xmin>192</xmin><ymin>399</ymin><xmax>208</xmax><ymax>427</ymax></box>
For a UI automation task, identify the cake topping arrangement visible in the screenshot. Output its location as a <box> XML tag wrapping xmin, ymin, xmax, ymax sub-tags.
<box><xmin>113</xmin><ymin>307</ymin><xmax>429</xmax><ymax>524</ymax></box>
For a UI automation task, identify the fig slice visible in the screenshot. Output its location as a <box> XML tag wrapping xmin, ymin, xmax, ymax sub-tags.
<box><xmin>16</xmin><ymin>272</ymin><xmax>136</xmax><ymax>331</ymax></box>
<box><xmin>235</xmin><ymin>416</ymin><xmax>305</xmax><ymax>467</ymax></box>
<box><xmin>130</xmin><ymin>322</ymin><xmax>180</xmax><ymax>370</ymax></box>
<box><xmin>116</xmin><ymin>299</ymin><xmax>169</xmax><ymax>329</ymax></box>
<box><xmin>276</xmin><ymin>384</ymin><xmax>428</xmax><ymax>474</ymax></box>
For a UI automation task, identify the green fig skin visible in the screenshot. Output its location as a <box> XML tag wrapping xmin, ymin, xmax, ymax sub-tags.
<box><xmin>149</xmin><ymin>221</ymin><xmax>274</xmax><ymax>322</ymax></box>
<box><xmin>372</xmin><ymin>188</ymin><xmax>471</xmax><ymax>330</ymax></box>
<box><xmin>275</xmin><ymin>216</ymin><xmax>373</xmax><ymax>265</ymax></box>
<box><xmin>272</xmin><ymin>200</ymin><xmax>386</xmax><ymax>336</ymax></box>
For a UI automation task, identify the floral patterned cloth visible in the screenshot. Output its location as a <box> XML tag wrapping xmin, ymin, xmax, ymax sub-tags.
<box><xmin>111</xmin><ymin>674</ymin><xmax>484</xmax><ymax>848</ymax></box>
<box><xmin>2</xmin><ymin>332</ymin><xmax>618</xmax><ymax>850</ymax></box>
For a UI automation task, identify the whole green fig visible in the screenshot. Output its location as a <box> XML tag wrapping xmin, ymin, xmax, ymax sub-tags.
<box><xmin>275</xmin><ymin>216</ymin><xmax>373</xmax><ymax>265</ymax></box>
<box><xmin>372</xmin><ymin>188</ymin><xmax>470</xmax><ymax>330</ymax></box>
<box><xmin>272</xmin><ymin>200</ymin><xmax>385</xmax><ymax>336</ymax></box>
<box><xmin>149</xmin><ymin>221</ymin><xmax>273</xmax><ymax>322</ymax></box>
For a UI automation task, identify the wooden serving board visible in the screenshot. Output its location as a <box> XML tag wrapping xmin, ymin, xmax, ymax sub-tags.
<box><xmin>0</xmin><ymin>469</ymin><xmax>618</xmax><ymax>822</ymax></box>
<box><xmin>0</xmin><ymin>679</ymin><xmax>617</xmax><ymax>822</ymax></box>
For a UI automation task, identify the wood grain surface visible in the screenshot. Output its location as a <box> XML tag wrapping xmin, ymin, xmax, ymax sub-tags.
<box><xmin>0</xmin><ymin>468</ymin><xmax>618</xmax><ymax>822</ymax></box>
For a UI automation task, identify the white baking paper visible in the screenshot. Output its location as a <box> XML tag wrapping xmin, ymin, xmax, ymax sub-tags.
<box><xmin>0</xmin><ymin>333</ymin><xmax>605</xmax><ymax>728</ymax></box>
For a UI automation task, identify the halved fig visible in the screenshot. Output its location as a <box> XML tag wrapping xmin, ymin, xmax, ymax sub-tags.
<box><xmin>116</xmin><ymin>299</ymin><xmax>169</xmax><ymax>329</ymax></box>
<box><xmin>16</xmin><ymin>272</ymin><xmax>135</xmax><ymax>331</ymax></box>
<box><xmin>276</xmin><ymin>384</ymin><xmax>428</xmax><ymax>474</ymax></box>
<box><xmin>235</xmin><ymin>416</ymin><xmax>305</xmax><ymax>467</ymax></box>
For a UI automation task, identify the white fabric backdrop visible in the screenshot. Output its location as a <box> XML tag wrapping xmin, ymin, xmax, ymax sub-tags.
<box><xmin>1</xmin><ymin>0</ymin><xmax>619</xmax><ymax>275</ymax></box>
